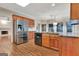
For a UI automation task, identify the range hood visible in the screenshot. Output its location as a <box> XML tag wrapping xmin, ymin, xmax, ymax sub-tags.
<box><xmin>67</xmin><ymin>20</ymin><xmax>79</xmax><ymax>25</ymax></box>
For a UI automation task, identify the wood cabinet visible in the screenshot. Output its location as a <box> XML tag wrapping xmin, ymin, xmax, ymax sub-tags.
<box><xmin>71</xmin><ymin>3</ymin><xmax>79</xmax><ymax>19</ymax></box>
<box><xmin>42</xmin><ymin>33</ymin><xmax>50</xmax><ymax>47</ymax></box>
<box><xmin>42</xmin><ymin>33</ymin><xmax>60</xmax><ymax>51</ymax></box>
<box><xmin>59</xmin><ymin>37</ymin><xmax>69</xmax><ymax>56</ymax></box>
<box><xmin>41</xmin><ymin>33</ymin><xmax>79</xmax><ymax>56</ymax></box>
<box><xmin>50</xmin><ymin>35</ymin><xmax>60</xmax><ymax>50</ymax></box>
<box><xmin>12</xmin><ymin>15</ymin><xmax>34</xmax><ymax>27</ymax></box>
<box><xmin>60</xmin><ymin>37</ymin><xmax>74</xmax><ymax>56</ymax></box>
<box><xmin>28</xmin><ymin>20</ymin><xmax>34</xmax><ymax>27</ymax></box>
<box><xmin>60</xmin><ymin>36</ymin><xmax>79</xmax><ymax>56</ymax></box>
<box><xmin>72</xmin><ymin>38</ymin><xmax>79</xmax><ymax>56</ymax></box>
<box><xmin>28</xmin><ymin>31</ymin><xmax>35</xmax><ymax>40</ymax></box>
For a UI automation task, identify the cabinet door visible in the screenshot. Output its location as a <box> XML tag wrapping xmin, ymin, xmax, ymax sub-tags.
<box><xmin>50</xmin><ymin>36</ymin><xmax>59</xmax><ymax>50</ymax></box>
<box><xmin>54</xmin><ymin>39</ymin><xmax>59</xmax><ymax>49</ymax></box>
<box><xmin>60</xmin><ymin>37</ymin><xmax>73</xmax><ymax>56</ymax></box>
<box><xmin>72</xmin><ymin>38</ymin><xmax>79</xmax><ymax>56</ymax></box>
<box><xmin>42</xmin><ymin>34</ymin><xmax>49</xmax><ymax>47</ymax></box>
<box><xmin>60</xmin><ymin>37</ymin><xmax>79</xmax><ymax>56</ymax></box>
<box><xmin>50</xmin><ymin>38</ymin><xmax>54</xmax><ymax>48</ymax></box>
<box><xmin>28</xmin><ymin>31</ymin><xmax>35</xmax><ymax>40</ymax></box>
<box><xmin>71</xmin><ymin>3</ymin><xmax>79</xmax><ymax>19</ymax></box>
<box><xmin>60</xmin><ymin>37</ymin><xmax>67</xmax><ymax>56</ymax></box>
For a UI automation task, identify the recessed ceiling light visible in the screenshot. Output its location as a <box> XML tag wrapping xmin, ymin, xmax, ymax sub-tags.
<box><xmin>51</xmin><ymin>3</ymin><xmax>55</xmax><ymax>7</ymax></box>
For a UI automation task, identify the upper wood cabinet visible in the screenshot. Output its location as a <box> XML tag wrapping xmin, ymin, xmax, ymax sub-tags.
<box><xmin>12</xmin><ymin>15</ymin><xmax>34</xmax><ymax>27</ymax></box>
<box><xmin>71</xmin><ymin>3</ymin><xmax>79</xmax><ymax>20</ymax></box>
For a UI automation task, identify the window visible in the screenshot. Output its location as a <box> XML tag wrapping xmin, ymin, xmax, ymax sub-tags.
<box><xmin>41</xmin><ymin>24</ymin><xmax>46</xmax><ymax>32</ymax></box>
<box><xmin>57</xmin><ymin>23</ymin><xmax>63</xmax><ymax>32</ymax></box>
<box><xmin>67</xmin><ymin>22</ymin><xmax>72</xmax><ymax>32</ymax></box>
<box><xmin>48</xmin><ymin>24</ymin><xmax>54</xmax><ymax>32</ymax></box>
<box><xmin>36</xmin><ymin>24</ymin><xmax>40</xmax><ymax>32</ymax></box>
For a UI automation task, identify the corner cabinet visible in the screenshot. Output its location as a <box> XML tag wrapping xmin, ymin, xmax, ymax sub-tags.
<box><xmin>71</xmin><ymin>3</ymin><xmax>79</xmax><ymax>20</ymax></box>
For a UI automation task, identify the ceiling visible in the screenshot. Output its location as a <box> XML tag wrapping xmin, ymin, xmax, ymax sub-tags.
<box><xmin>0</xmin><ymin>3</ymin><xmax>70</xmax><ymax>21</ymax></box>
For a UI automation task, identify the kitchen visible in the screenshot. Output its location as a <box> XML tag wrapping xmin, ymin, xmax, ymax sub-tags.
<box><xmin>0</xmin><ymin>3</ymin><xmax>79</xmax><ymax>56</ymax></box>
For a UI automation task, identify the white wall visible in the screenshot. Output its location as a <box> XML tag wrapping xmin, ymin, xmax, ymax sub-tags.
<box><xmin>0</xmin><ymin>7</ymin><xmax>13</xmax><ymax>43</ymax></box>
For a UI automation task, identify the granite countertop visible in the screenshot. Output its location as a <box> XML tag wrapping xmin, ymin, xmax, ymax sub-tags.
<box><xmin>45</xmin><ymin>32</ymin><xmax>59</xmax><ymax>35</ymax></box>
<box><xmin>41</xmin><ymin>32</ymin><xmax>59</xmax><ymax>34</ymax></box>
<box><xmin>35</xmin><ymin>32</ymin><xmax>79</xmax><ymax>38</ymax></box>
<box><xmin>59</xmin><ymin>35</ymin><xmax>79</xmax><ymax>38</ymax></box>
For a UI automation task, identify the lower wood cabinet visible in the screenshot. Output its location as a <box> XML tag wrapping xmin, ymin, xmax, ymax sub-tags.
<box><xmin>50</xmin><ymin>35</ymin><xmax>60</xmax><ymax>50</ymax></box>
<box><xmin>54</xmin><ymin>39</ymin><xmax>59</xmax><ymax>49</ymax></box>
<box><xmin>72</xmin><ymin>38</ymin><xmax>79</xmax><ymax>56</ymax></box>
<box><xmin>42</xmin><ymin>33</ymin><xmax>50</xmax><ymax>47</ymax></box>
<box><xmin>41</xmin><ymin>33</ymin><xmax>79</xmax><ymax>56</ymax></box>
<box><xmin>59</xmin><ymin>37</ymin><xmax>68</xmax><ymax>56</ymax></box>
<box><xmin>60</xmin><ymin>37</ymin><xmax>79</xmax><ymax>56</ymax></box>
<box><xmin>42</xmin><ymin>33</ymin><xmax>60</xmax><ymax>50</ymax></box>
<box><xmin>28</xmin><ymin>31</ymin><xmax>35</xmax><ymax>40</ymax></box>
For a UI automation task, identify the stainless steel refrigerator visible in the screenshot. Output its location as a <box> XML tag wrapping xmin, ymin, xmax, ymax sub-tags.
<box><xmin>13</xmin><ymin>20</ymin><xmax>28</xmax><ymax>44</ymax></box>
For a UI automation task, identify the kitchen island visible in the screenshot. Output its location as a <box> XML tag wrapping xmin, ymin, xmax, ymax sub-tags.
<box><xmin>35</xmin><ymin>32</ymin><xmax>79</xmax><ymax>56</ymax></box>
<box><xmin>59</xmin><ymin>36</ymin><xmax>79</xmax><ymax>56</ymax></box>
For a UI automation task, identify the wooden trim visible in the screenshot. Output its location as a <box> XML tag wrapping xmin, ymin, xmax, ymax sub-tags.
<box><xmin>70</xmin><ymin>3</ymin><xmax>72</xmax><ymax>20</ymax></box>
<box><xmin>12</xmin><ymin>15</ymin><xmax>34</xmax><ymax>21</ymax></box>
<box><xmin>12</xmin><ymin>14</ymin><xmax>35</xmax><ymax>27</ymax></box>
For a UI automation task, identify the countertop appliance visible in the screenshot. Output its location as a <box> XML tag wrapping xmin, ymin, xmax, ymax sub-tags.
<box><xmin>35</xmin><ymin>33</ymin><xmax>42</xmax><ymax>46</ymax></box>
<box><xmin>13</xmin><ymin>20</ymin><xmax>28</xmax><ymax>44</ymax></box>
